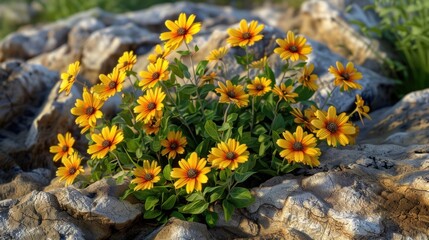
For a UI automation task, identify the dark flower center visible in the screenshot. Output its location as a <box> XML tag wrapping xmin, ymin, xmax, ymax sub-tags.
<box><xmin>170</xmin><ymin>142</ymin><xmax>178</xmax><ymax>150</ymax></box>
<box><xmin>227</xmin><ymin>90</ymin><xmax>236</xmax><ymax>98</ymax></box>
<box><xmin>289</xmin><ymin>45</ymin><xmax>298</xmax><ymax>52</ymax></box>
<box><xmin>242</xmin><ymin>32</ymin><xmax>252</xmax><ymax>39</ymax></box>
<box><xmin>293</xmin><ymin>142</ymin><xmax>303</xmax><ymax>151</ymax></box>
<box><xmin>226</xmin><ymin>151</ymin><xmax>236</xmax><ymax>160</ymax></box>
<box><xmin>177</xmin><ymin>27</ymin><xmax>187</xmax><ymax>36</ymax></box>
<box><xmin>147</xmin><ymin>102</ymin><xmax>156</xmax><ymax>110</ymax></box>
<box><xmin>305</xmin><ymin>75</ymin><xmax>310</xmax><ymax>82</ymax></box>
<box><xmin>187</xmin><ymin>168</ymin><xmax>197</xmax><ymax>178</ymax></box>
<box><xmin>152</xmin><ymin>72</ymin><xmax>160</xmax><ymax>80</ymax></box>
<box><xmin>86</xmin><ymin>106</ymin><xmax>95</xmax><ymax>115</ymax></box>
<box><xmin>62</xmin><ymin>146</ymin><xmax>69</xmax><ymax>152</ymax></box>
<box><xmin>256</xmin><ymin>84</ymin><xmax>264</xmax><ymax>91</ymax></box>
<box><xmin>68</xmin><ymin>75</ymin><xmax>74</xmax><ymax>82</ymax></box>
<box><xmin>109</xmin><ymin>81</ymin><xmax>117</xmax><ymax>89</ymax></box>
<box><xmin>69</xmin><ymin>167</ymin><xmax>76</xmax><ymax>175</ymax></box>
<box><xmin>144</xmin><ymin>173</ymin><xmax>154</xmax><ymax>181</ymax></box>
<box><xmin>327</xmin><ymin>122</ymin><xmax>338</xmax><ymax>133</ymax></box>
<box><xmin>102</xmin><ymin>140</ymin><xmax>111</xmax><ymax>148</ymax></box>
<box><xmin>156</xmin><ymin>54</ymin><xmax>164</xmax><ymax>59</ymax></box>
<box><xmin>123</xmin><ymin>61</ymin><xmax>129</xmax><ymax>66</ymax></box>
<box><xmin>341</xmin><ymin>73</ymin><xmax>350</xmax><ymax>80</ymax></box>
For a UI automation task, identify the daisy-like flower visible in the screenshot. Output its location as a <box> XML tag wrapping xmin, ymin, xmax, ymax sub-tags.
<box><xmin>311</xmin><ymin>106</ymin><xmax>356</xmax><ymax>147</ymax></box>
<box><xmin>70</xmin><ymin>88</ymin><xmax>104</xmax><ymax>134</ymax></box>
<box><xmin>131</xmin><ymin>160</ymin><xmax>162</xmax><ymax>191</ymax></box>
<box><xmin>298</xmin><ymin>63</ymin><xmax>318</xmax><ymax>91</ymax></box>
<box><xmin>134</xmin><ymin>87</ymin><xmax>166</xmax><ymax>123</ymax></box>
<box><xmin>87</xmin><ymin>125</ymin><xmax>124</xmax><ymax>159</ymax></box>
<box><xmin>160</xmin><ymin>13</ymin><xmax>201</xmax><ymax>50</ymax></box>
<box><xmin>247</xmin><ymin>77</ymin><xmax>272</xmax><ymax>97</ymax></box>
<box><xmin>206</xmin><ymin>46</ymin><xmax>229</xmax><ymax>62</ymax></box>
<box><xmin>328</xmin><ymin>61</ymin><xmax>363</xmax><ymax>91</ymax></box>
<box><xmin>353</xmin><ymin>94</ymin><xmax>372</xmax><ymax>124</ymax></box>
<box><xmin>93</xmin><ymin>67</ymin><xmax>126</xmax><ymax>99</ymax></box>
<box><xmin>250</xmin><ymin>56</ymin><xmax>268</xmax><ymax>70</ymax></box>
<box><xmin>207</xmin><ymin>139</ymin><xmax>249</xmax><ymax>170</ymax></box>
<box><xmin>50</xmin><ymin>132</ymin><xmax>75</xmax><ymax>162</ymax></box>
<box><xmin>199</xmin><ymin>72</ymin><xmax>217</xmax><ymax>86</ymax></box>
<box><xmin>161</xmin><ymin>131</ymin><xmax>187</xmax><ymax>159</ymax></box>
<box><xmin>274</xmin><ymin>31</ymin><xmax>312</xmax><ymax>62</ymax></box>
<box><xmin>59</xmin><ymin>61</ymin><xmax>80</xmax><ymax>96</ymax></box>
<box><xmin>147</xmin><ymin>44</ymin><xmax>172</xmax><ymax>64</ymax></box>
<box><xmin>139</xmin><ymin>59</ymin><xmax>169</xmax><ymax>90</ymax></box>
<box><xmin>276</xmin><ymin>126</ymin><xmax>321</xmax><ymax>167</ymax></box>
<box><xmin>170</xmin><ymin>152</ymin><xmax>211</xmax><ymax>194</ymax></box>
<box><xmin>291</xmin><ymin>106</ymin><xmax>317</xmax><ymax>132</ymax></box>
<box><xmin>56</xmin><ymin>152</ymin><xmax>84</xmax><ymax>186</ymax></box>
<box><xmin>227</xmin><ymin>19</ymin><xmax>264</xmax><ymax>47</ymax></box>
<box><xmin>215</xmin><ymin>80</ymin><xmax>249</xmax><ymax>108</ymax></box>
<box><xmin>143</xmin><ymin>114</ymin><xmax>162</xmax><ymax>135</ymax></box>
<box><xmin>116</xmin><ymin>51</ymin><xmax>137</xmax><ymax>72</ymax></box>
<box><xmin>272</xmin><ymin>83</ymin><xmax>298</xmax><ymax>103</ymax></box>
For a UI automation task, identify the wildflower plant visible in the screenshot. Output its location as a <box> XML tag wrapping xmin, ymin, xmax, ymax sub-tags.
<box><xmin>50</xmin><ymin>13</ymin><xmax>372</xmax><ymax>226</ymax></box>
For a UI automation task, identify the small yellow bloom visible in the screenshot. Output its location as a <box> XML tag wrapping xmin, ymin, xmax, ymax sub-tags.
<box><xmin>147</xmin><ymin>44</ymin><xmax>172</xmax><ymax>64</ymax></box>
<box><xmin>56</xmin><ymin>152</ymin><xmax>84</xmax><ymax>186</ymax></box>
<box><xmin>116</xmin><ymin>51</ymin><xmax>137</xmax><ymax>72</ymax></box>
<box><xmin>250</xmin><ymin>56</ymin><xmax>268</xmax><ymax>70</ymax></box>
<box><xmin>171</xmin><ymin>152</ymin><xmax>211</xmax><ymax>194</ymax></box>
<box><xmin>139</xmin><ymin>59</ymin><xmax>170</xmax><ymax>90</ymax></box>
<box><xmin>290</xmin><ymin>105</ymin><xmax>319</xmax><ymax>132</ymax></box>
<box><xmin>247</xmin><ymin>77</ymin><xmax>272</xmax><ymax>97</ymax></box>
<box><xmin>59</xmin><ymin>61</ymin><xmax>80</xmax><ymax>96</ymax></box>
<box><xmin>298</xmin><ymin>63</ymin><xmax>318</xmax><ymax>91</ymax></box>
<box><xmin>49</xmin><ymin>132</ymin><xmax>75</xmax><ymax>162</ymax></box>
<box><xmin>274</xmin><ymin>31</ymin><xmax>312</xmax><ymax>62</ymax></box>
<box><xmin>143</xmin><ymin>112</ymin><xmax>162</xmax><ymax>135</ymax></box>
<box><xmin>93</xmin><ymin>67</ymin><xmax>126</xmax><ymax>99</ymax></box>
<box><xmin>215</xmin><ymin>80</ymin><xmax>249</xmax><ymax>108</ymax></box>
<box><xmin>70</xmin><ymin>88</ymin><xmax>104</xmax><ymax>134</ymax></box>
<box><xmin>87</xmin><ymin>125</ymin><xmax>124</xmax><ymax>159</ymax></box>
<box><xmin>161</xmin><ymin>131</ymin><xmax>187</xmax><ymax>159</ymax></box>
<box><xmin>160</xmin><ymin>13</ymin><xmax>201</xmax><ymax>50</ymax></box>
<box><xmin>206</xmin><ymin>46</ymin><xmax>229</xmax><ymax>62</ymax></box>
<box><xmin>131</xmin><ymin>160</ymin><xmax>162</xmax><ymax>191</ymax></box>
<box><xmin>354</xmin><ymin>94</ymin><xmax>372</xmax><ymax>124</ymax></box>
<box><xmin>199</xmin><ymin>72</ymin><xmax>217</xmax><ymax>86</ymax></box>
<box><xmin>134</xmin><ymin>87</ymin><xmax>166</xmax><ymax>123</ymax></box>
<box><xmin>208</xmin><ymin>139</ymin><xmax>249</xmax><ymax>170</ymax></box>
<box><xmin>227</xmin><ymin>19</ymin><xmax>264</xmax><ymax>47</ymax></box>
<box><xmin>328</xmin><ymin>61</ymin><xmax>363</xmax><ymax>91</ymax></box>
<box><xmin>272</xmin><ymin>83</ymin><xmax>298</xmax><ymax>103</ymax></box>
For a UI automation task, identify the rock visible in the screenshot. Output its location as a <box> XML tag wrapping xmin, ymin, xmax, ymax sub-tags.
<box><xmin>0</xmin><ymin>168</ymin><xmax>51</xmax><ymax>200</ymax></box>
<box><xmin>143</xmin><ymin>218</ymin><xmax>213</xmax><ymax>240</ymax></box>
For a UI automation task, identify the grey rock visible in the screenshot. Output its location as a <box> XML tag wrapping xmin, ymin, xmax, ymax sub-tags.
<box><xmin>0</xmin><ymin>168</ymin><xmax>51</xmax><ymax>200</ymax></box>
<box><xmin>144</xmin><ymin>217</ymin><xmax>213</xmax><ymax>240</ymax></box>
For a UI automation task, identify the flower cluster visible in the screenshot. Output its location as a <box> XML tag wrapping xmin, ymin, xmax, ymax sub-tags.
<box><xmin>51</xmin><ymin>13</ymin><xmax>371</xmax><ymax>225</ymax></box>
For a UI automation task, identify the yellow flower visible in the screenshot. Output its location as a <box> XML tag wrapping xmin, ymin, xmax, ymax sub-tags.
<box><xmin>131</xmin><ymin>160</ymin><xmax>162</xmax><ymax>191</ymax></box>
<box><xmin>56</xmin><ymin>152</ymin><xmax>84</xmax><ymax>186</ymax></box>
<box><xmin>247</xmin><ymin>77</ymin><xmax>272</xmax><ymax>97</ymax></box>
<box><xmin>161</xmin><ymin>131</ymin><xmax>187</xmax><ymax>159</ymax></box>
<box><xmin>59</xmin><ymin>61</ymin><xmax>80</xmax><ymax>96</ymax></box>
<box><xmin>215</xmin><ymin>80</ymin><xmax>249</xmax><ymax>108</ymax></box>
<box><xmin>227</xmin><ymin>19</ymin><xmax>264</xmax><ymax>47</ymax></box>
<box><xmin>353</xmin><ymin>94</ymin><xmax>372</xmax><ymax>124</ymax></box>
<box><xmin>116</xmin><ymin>51</ymin><xmax>137</xmax><ymax>72</ymax></box>
<box><xmin>87</xmin><ymin>125</ymin><xmax>124</xmax><ymax>159</ymax></box>
<box><xmin>311</xmin><ymin>106</ymin><xmax>356</xmax><ymax>147</ymax></box>
<box><xmin>290</xmin><ymin>106</ymin><xmax>319</xmax><ymax>132</ymax></box>
<box><xmin>276</xmin><ymin>126</ymin><xmax>321</xmax><ymax>167</ymax></box>
<box><xmin>274</xmin><ymin>31</ymin><xmax>312</xmax><ymax>61</ymax></box>
<box><xmin>70</xmin><ymin>88</ymin><xmax>104</xmax><ymax>134</ymax></box>
<box><xmin>328</xmin><ymin>61</ymin><xmax>363</xmax><ymax>91</ymax></box>
<box><xmin>199</xmin><ymin>72</ymin><xmax>217</xmax><ymax>86</ymax></box>
<box><xmin>348</xmin><ymin>124</ymin><xmax>359</xmax><ymax>145</ymax></box>
<box><xmin>134</xmin><ymin>87</ymin><xmax>166</xmax><ymax>123</ymax></box>
<box><xmin>208</xmin><ymin>139</ymin><xmax>249</xmax><ymax>170</ymax></box>
<box><xmin>272</xmin><ymin>83</ymin><xmax>298</xmax><ymax>103</ymax></box>
<box><xmin>171</xmin><ymin>152</ymin><xmax>211</xmax><ymax>194</ymax></box>
<box><xmin>139</xmin><ymin>59</ymin><xmax>170</xmax><ymax>90</ymax></box>
<box><xmin>298</xmin><ymin>63</ymin><xmax>318</xmax><ymax>91</ymax></box>
<box><xmin>93</xmin><ymin>67</ymin><xmax>126</xmax><ymax>99</ymax></box>
<box><xmin>49</xmin><ymin>132</ymin><xmax>75</xmax><ymax>162</ymax></box>
<box><xmin>206</xmin><ymin>46</ymin><xmax>229</xmax><ymax>62</ymax></box>
<box><xmin>250</xmin><ymin>56</ymin><xmax>268</xmax><ymax>70</ymax></box>
<box><xmin>160</xmin><ymin>13</ymin><xmax>201</xmax><ymax>50</ymax></box>
<box><xmin>143</xmin><ymin>112</ymin><xmax>162</xmax><ymax>135</ymax></box>
<box><xmin>147</xmin><ymin>44</ymin><xmax>172</xmax><ymax>64</ymax></box>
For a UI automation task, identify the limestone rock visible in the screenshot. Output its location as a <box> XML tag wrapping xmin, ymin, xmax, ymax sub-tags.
<box><xmin>144</xmin><ymin>218</ymin><xmax>213</xmax><ymax>240</ymax></box>
<box><xmin>0</xmin><ymin>168</ymin><xmax>51</xmax><ymax>200</ymax></box>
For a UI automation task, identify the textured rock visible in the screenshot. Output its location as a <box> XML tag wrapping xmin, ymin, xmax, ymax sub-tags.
<box><xmin>0</xmin><ymin>168</ymin><xmax>51</xmax><ymax>200</ymax></box>
<box><xmin>144</xmin><ymin>218</ymin><xmax>213</xmax><ymax>240</ymax></box>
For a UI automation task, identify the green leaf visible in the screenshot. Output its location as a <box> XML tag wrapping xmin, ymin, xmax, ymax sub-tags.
<box><xmin>271</xmin><ymin>115</ymin><xmax>285</xmax><ymax>131</ymax></box>
<box><xmin>228</xmin><ymin>187</ymin><xmax>255</xmax><ymax>208</ymax></box>
<box><xmin>226</xmin><ymin>113</ymin><xmax>238</xmax><ymax>123</ymax></box>
<box><xmin>145</xmin><ymin>196</ymin><xmax>159</xmax><ymax>211</ymax></box>
<box><xmin>144</xmin><ymin>209</ymin><xmax>162</xmax><ymax>219</ymax></box>
<box><xmin>218</xmin><ymin>122</ymin><xmax>231</xmax><ymax>131</ymax></box>
<box><xmin>196</xmin><ymin>60</ymin><xmax>209</xmax><ymax>77</ymax></box>
<box><xmin>222</xmin><ymin>199</ymin><xmax>235</xmax><ymax>222</ymax></box>
<box><xmin>170</xmin><ymin>64</ymin><xmax>184</xmax><ymax>78</ymax></box>
<box><xmin>234</xmin><ymin>171</ymin><xmax>256</xmax><ymax>183</ymax></box>
<box><xmin>209</xmin><ymin>187</ymin><xmax>225</xmax><ymax>203</ymax></box>
<box><xmin>126</xmin><ymin>138</ymin><xmax>140</xmax><ymax>152</ymax></box>
<box><xmin>205</xmin><ymin>211</ymin><xmax>218</xmax><ymax>228</ymax></box>
<box><xmin>163</xmin><ymin>164</ymin><xmax>172</xmax><ymax>181</ymax></box>
<box><xmin>170</xmin><ymin>211</ymin><xmax>186</xmax><ymax>220</ymax></box>
<box><xmin>186</xmin><ymin>192</ymin><xmax>205</xmax><ymax>202</ymax></box>
<box><xmin>204</xmin><ymin>120</ymin><xmax>220</xmax><ymax>142</ymax></box>
<box><xmin>258</xmin><ymin>141</ymin><xmax>272</xmax><ymax>157</ymax></box>
<box><xmin>199</xmin><ymin>84</ymin><xmax>216</xmax><ymax>97</ymax></box>
<box><xmin>178</xmin><ymin>200</ymin><xmax>209</xmax><ymax>215</ymax></box>
<box><xmin>150</xmin><ymin>140</ymin><xmax>161</xmax><ymax>152</ymax></box>
<box><xmin>295</xmin><ymin>85</ymin><xmax>315</xmax><ymax>101</ymax></box>
<box><xmin>161</xmin><ymin>195</ymin><xmax>177</xmax><ymax>210</ymax></box>
<box><xmin>177</xmin><ymin>50</ymin><xmax>191</xmax><ymax>56</ymax></box>
<box><xmin>264</xmin><ymin>65</ymin><xmax>276</xmax><ymax>83</ymax></box>
<box><xmin>179</xmin><ymin>84</ymin><xmax>198</xmax><ymax>95</ymax></box>
<box><xmin>136</xmin><ymin>148</ymin><xmax>143</xmax><ymax>159</ymax></box>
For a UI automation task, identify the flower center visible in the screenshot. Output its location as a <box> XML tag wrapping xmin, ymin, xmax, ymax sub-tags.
<box><xmin>327</xmin><ymin>122</ymin><xmax>338</xmax><ymax>133</ymax></box>
<box><xmin>226</xmin><ymin>151</ymin><xmax>236</xmax><ymax>160</ymax></box>
<box><xmin>177</xmin><ymin>27</ymin><xmax>187</xmax><ymax>36</ymax></box>
<box><xmin>293</xmin><ymin>142</ymin><xmax>303</xmax><ymax>151</ymax></box>
<box><xmin>156</xmin><ymin>54</ymin><xmax>164</xmax><ymax>59</ymax></box>
<box><xmin>123</xmin><ymin>61</ymin><xmax>128</xmax><ymax>66</ymax></box>
<box><xmin>305</xmin><ymin>75</ymin><xmax>310</xmax><ymax>82</ymax></box>
<box><xmin>256</xmin><ymin>84</ymin><xmax>264</xmax><ymax>91</ymax></box>
<box><xmin>68</xmin><ymin>75</ymin><xmax>74</xmax><ymax>82</ymax></box>
<box><xmin>152</xmin><ymin>72</ymin><xmax>160</xmax><ymax>80</ymax></box>
<box><xmin>86</xmin><ymin>106</ymin><xmax>95</xmax><ymax>115</ymax></box>
<box><xmin>69</xmin><ymin>167</ymin><xmax>76</xmax><ymax>175</ymax></box>
<box><xmin>341</xmin><ymin>73</ymin><xmax>350</xmax><ymax>80</ymax></box>
<box><xmin>62</xmin><ymin>146</ymin><xmax>69</xmax><ymax>152</ymax></box>
<box><xmin>170</xmin><ymin>142</ymin><xmax>178</xmax><ymax>150</ymax></box>
<box><xmin>187</xmin><ymin>168</ymin><xmax>197</xmax><ymax>178</ymax></box>
<box><xmin>102</xmin><ymin>140</ymin><xmax>111</xmax><ymax>148</ymax></box>
<box><xmin>144</xmin><ymin>173</ymin><xmax>154</xmax><ymax>181</ymax></box>
<box><xmin>242</xmin><ymin>32</ymin><xmax>252</xmax><ymax>39</ymax></box>
<box><xmin>289</xmin><ymin>45</ymin><xmax>298</xmax><ymax>52</ymax></box>
<box><xmin>147</xmin><ymin>102</ymin><xmax>156</xmax><ymax>110</ymax></box>
<box><xmin>227</xmin><ymin>90</ymin><xmax>236</xmax><ymax>98</ymax></box>
<box><xmin>108</xmin><ymin>81</ymin><xmax>117</xmax><ymax>89</ymax></box>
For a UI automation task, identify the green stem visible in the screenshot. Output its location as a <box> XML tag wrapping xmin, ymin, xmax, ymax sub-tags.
<box><xmin>320</xmin><ymin>86</ymin><xmax>337</xmax><ymax>110</ymax></box>
<box><xmin>250</xmin><ymin>96</ymin><xmax>255</xmax><ymax>132</ymax></box>
<box><xmin>245</xmin><ymin>46</ymin><xmax>250</xmax><ymax>81</ymax></box>
<box><xmin>223</xmin><ymin>103</ymin><xmax>231</xmax><ymax>125</ymax></box>
<box><xmin>185</xmin><ymin>42</ymin><xmax>206</xmax><ymax>120</ymax></box>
